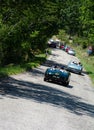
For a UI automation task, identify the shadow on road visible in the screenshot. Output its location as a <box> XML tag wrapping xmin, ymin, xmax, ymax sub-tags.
<box><xmin>83</xmin><ymin>70</ymin><xmax>94</xmax><ymax>75</ymax></box>
<box><xmin>0</xmin><ymin>76</ymin><xmax>94</xmax><ymax>118</ymax></box>
<box><xmin>43</xmin><ymin>59</ymin><xmax>67</xmax><ymax>69</ymax></box>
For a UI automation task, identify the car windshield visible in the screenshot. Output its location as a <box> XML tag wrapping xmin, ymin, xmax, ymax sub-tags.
<box><xmin>70</xmin><ymin>61</ymin><xmax>81</xmax><ymax>66</ymax></box>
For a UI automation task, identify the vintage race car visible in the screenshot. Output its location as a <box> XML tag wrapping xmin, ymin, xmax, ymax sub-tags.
<box><xmin>44</xmin><ymin>66</ymin><xmax>71</xmax><ymax>86</ymax></box>
<box><xmin>66</xmin><ymin>61</ymin><xmax>83</xmax><ymax>74</ymax></box>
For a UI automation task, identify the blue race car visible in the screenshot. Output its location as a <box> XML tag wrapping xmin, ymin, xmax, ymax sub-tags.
<box><xmin>44</xmin><ymin>66</ymin><xmax>71</xmax><ymax>86</ymax></box>
<box><xmin>66</xmin><ymin>61</ymin><xmax>83</xmax><ymax>74</ymax></box>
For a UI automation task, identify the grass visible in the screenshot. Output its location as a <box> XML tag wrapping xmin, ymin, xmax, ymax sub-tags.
<box><xmin>73</xmin><ymin>45</ymin><xmax>94</xmax><ymax>85</ymax></box>
<box><xmin>0</xmin><ymin>53</ymin><xmax>46</xmax><ymax>78</ymax></box>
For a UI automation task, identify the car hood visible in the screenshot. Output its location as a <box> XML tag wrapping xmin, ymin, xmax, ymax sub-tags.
<box><xmin>46</xmin><ymin>68</ymin><xmax>70</xmax><ymax>77</ymax></box>
<box><xmin>68</xmin><ymin>63</ymin><xmax>82</xmax><ymax>70</ymax></box>
<box><xmin>69</xmin><ymin>50</ymin><xmax>75</xmax><ymax>53</ymax></box>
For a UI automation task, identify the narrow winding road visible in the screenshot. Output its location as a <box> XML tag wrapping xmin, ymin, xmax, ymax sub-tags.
<box><xmin>0</xmin><ymin>48</ymin><xmax>94</xmax><ymax>130</ymax></box>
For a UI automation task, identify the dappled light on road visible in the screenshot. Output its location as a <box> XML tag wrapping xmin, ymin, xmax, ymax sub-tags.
<box><xmin>0</xmin><ymin>77</ymin><xmax>94</xmax><ymax>117</ymax></box>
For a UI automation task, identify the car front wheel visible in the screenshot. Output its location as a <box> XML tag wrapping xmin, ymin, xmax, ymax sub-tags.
<box><xmin>44</xmin><ymin>77</ymin><xmax>47</xmax><ymax>81</ymax></box>
<box><xmin>79</xmin><ymin>71</ymin><xmax>82</xmax><ymax>75</ymax></box>
<box><xmin>63</xmin><ymin>81</ymin><xmax>69</xmax><ymax>86</ymax></box>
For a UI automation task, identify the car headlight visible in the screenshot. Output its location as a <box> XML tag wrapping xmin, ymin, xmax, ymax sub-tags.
<box><xmin>48</xmin><ymin>72</ymin><xmax>52</xmax><ymax>75</ymax></box>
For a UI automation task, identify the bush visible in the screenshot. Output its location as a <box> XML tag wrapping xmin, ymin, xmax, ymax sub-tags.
<box><xmin>82</xmin><ymin>42</ymin><xmax>88</xmax><ymax>49</ymax></box>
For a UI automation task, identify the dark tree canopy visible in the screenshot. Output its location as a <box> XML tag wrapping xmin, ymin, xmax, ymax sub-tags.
<box><xmin>0</xmin><ymin>0</ymin><xmax>94</xmax><ymax>65</ymax></box>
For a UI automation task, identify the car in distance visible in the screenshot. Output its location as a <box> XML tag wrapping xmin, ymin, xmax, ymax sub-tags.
<box><xmin>64</xmin><ymin>46</ymin><xmax>70</xmax><ymax>52</ymax></box>
<box><xmin>48</xmin><ymin>42</ymin><xmax>56</xmax><ymax>48</ymax></box>
<box><xmin>66</xmin><ymin>61</ymin><xmax>83</xmax><ymax>74</ymax></box>
<box><xmin>60</xmin><ymin>45</ymin><xmax>65</xmax><ymax>50</ymax></box>
<box><xmin>67</xmin><ymin>49</ymin><xmax>76</xmax><ymax>56</ymax></box>
<box><xmin>44</xmin><ymin>66</ymin><xmax>71</xmax><ymax>86</ymax></box>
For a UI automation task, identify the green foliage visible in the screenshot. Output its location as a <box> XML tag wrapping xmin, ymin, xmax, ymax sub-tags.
<box><xmin>79</xmin><ymin>0</ymin><xmax>94</xmax><ymax>41</ymax></box>
<box><xmin>0</xmin><ymin>0</ymin><xmax>59</xmax><ymax>66</ymax></box>
<box><xmin>56</xmin><ymin>29</ymin><xmax>70</xmax><ymax>44</ymax></box>
<box><xmin>0</xmin><ymin>64</ymin><xmax>24</xmax><ymax>78</ymax></box>
<box><xmin>0</xmin><ymin>0</ymin><xmax>94</xmax><ymax>66</ymax></box>
<box><xmin>57</xmin><ymin>0</ymin><xmax>81</xmax><ymax>35</ymax></box>
<box><xmin>74</xmin><ymin>36</ymin><xmax>88</xmax><ymax>47</ymax></box>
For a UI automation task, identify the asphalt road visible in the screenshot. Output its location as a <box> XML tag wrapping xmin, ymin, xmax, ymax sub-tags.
<box><xmin>0</xmin><ymin>48</ymin><xmax>94</xmax><ymax>130</ymax></box>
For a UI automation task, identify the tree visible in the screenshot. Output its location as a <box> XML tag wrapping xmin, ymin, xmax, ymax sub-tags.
<box><xmin>0</xmin><ymin>0</ymin><xmax>59</xmax><ymax>65</ymax></box>
<box><xmin>79</xmin><ymin>0</ymin><xmax>94</xmax><ymax>41</ymax></box>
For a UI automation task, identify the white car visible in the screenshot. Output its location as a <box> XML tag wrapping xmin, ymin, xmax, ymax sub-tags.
<box><xmin>67</xmin><ymin>49</ymin><xmax>76</xmax><ymax>56</ymax></box>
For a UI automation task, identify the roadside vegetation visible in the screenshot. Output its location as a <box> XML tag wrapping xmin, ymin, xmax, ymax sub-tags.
<box><xmin>72</xmin><ymin>36</ymin><xmax>94</xmax><ymax>85</ymax></box>
<box><xmin>0</xmin><ymin>53</ymin><xmax>47</xmax><ymax>78</ymax></box>
<box><xmin>73</xmin><ymin>46</ymin><xmax>94</xmax><ymax>85</ymax></box>
<box><xmin>0</xmin><ymin>48</ymin><xmax>51</xmax><ymax>78</ymax></box>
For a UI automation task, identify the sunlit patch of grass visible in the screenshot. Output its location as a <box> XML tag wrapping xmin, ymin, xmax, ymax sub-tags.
<box><xmin>0</xmin><ymin>53</ymin><xmax>47</xmax><ymax>78</ymax></box>
<box><xmin>0</xmin><ymin>65</ymin><xmax>25</xmax><ymax>77</ymax></box>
